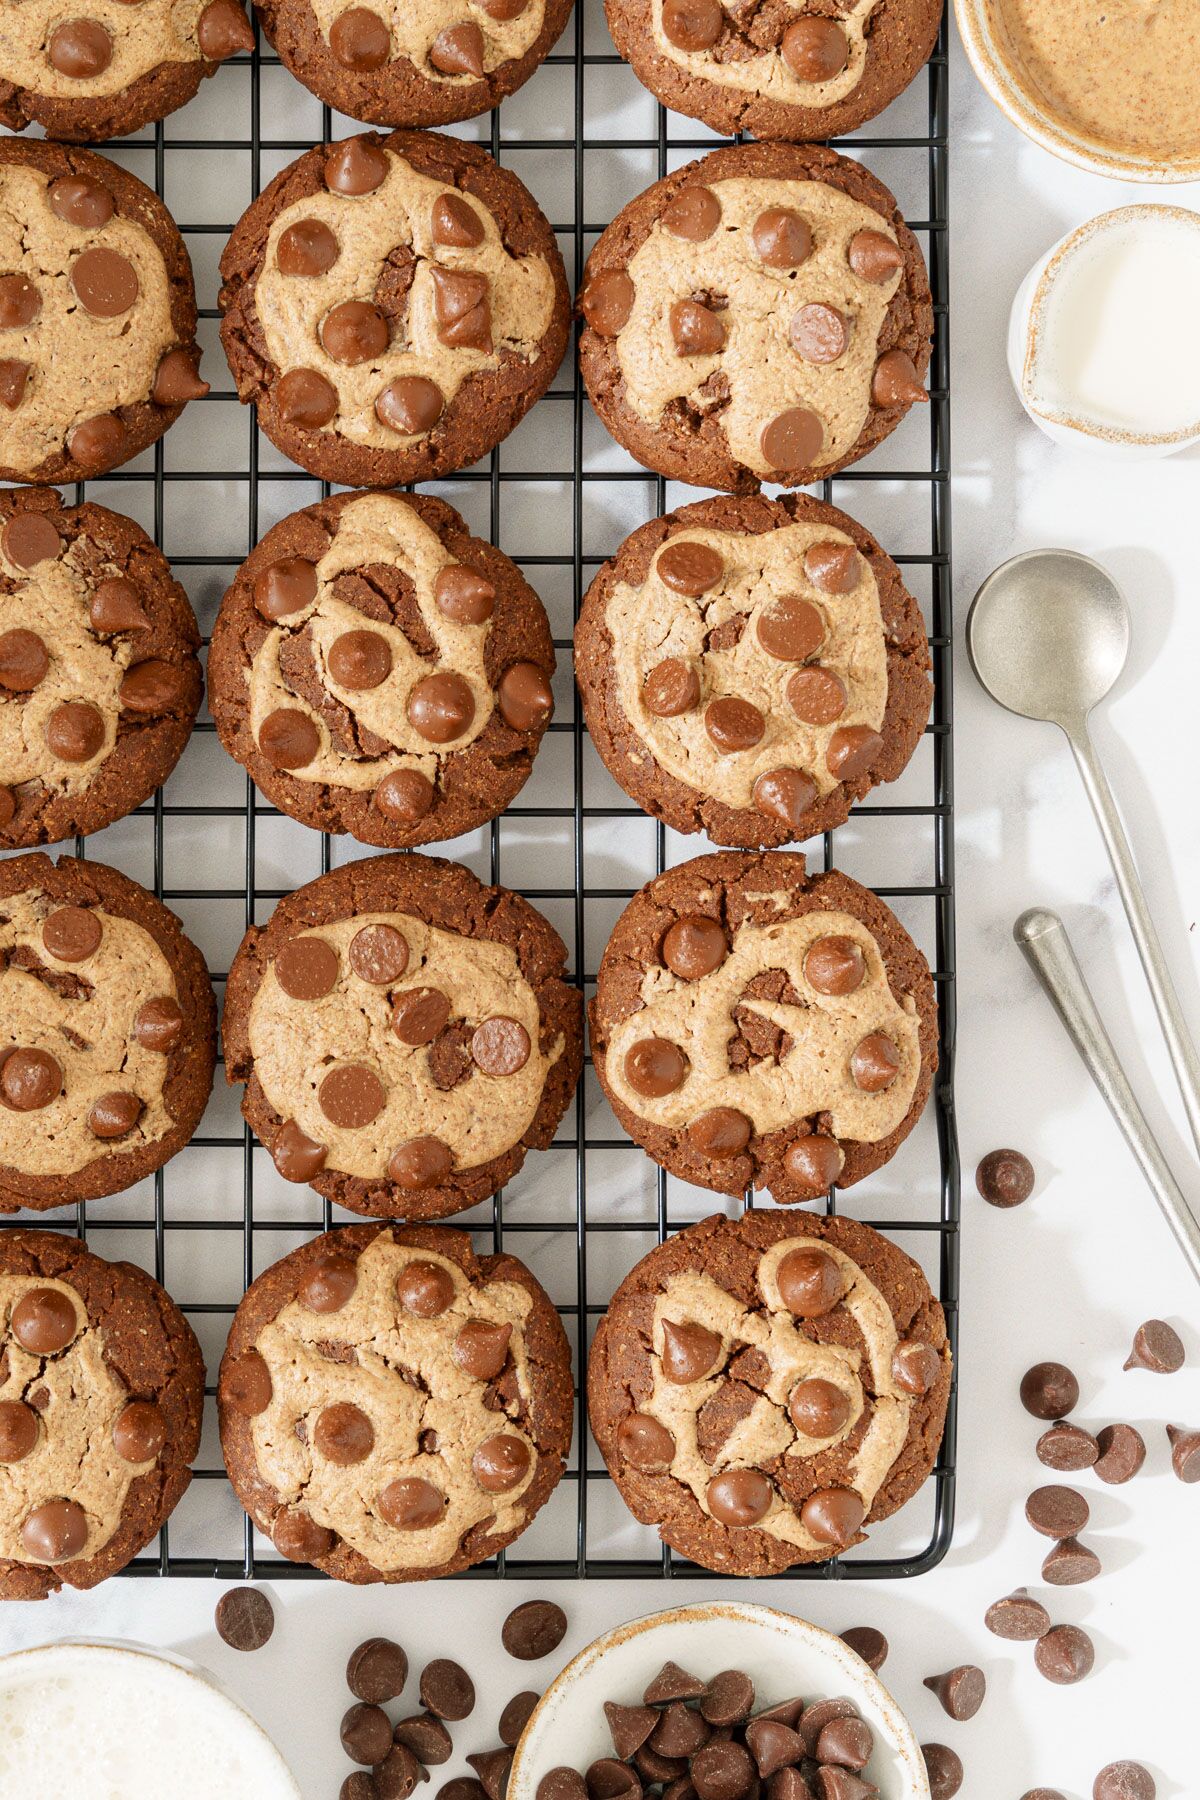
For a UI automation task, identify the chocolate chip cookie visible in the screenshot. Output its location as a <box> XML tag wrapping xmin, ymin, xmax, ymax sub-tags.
<box><xmin>0</xmin><ymin>0</ymin><xmax>254</xmax><ymax>142</ymax></box>
<box><xmin>590</xmin><ymin>850</ymin><xmax>936</xmax><ymax>1203</ymax></box>
<box><xmin>588</xmin><ymin>1209</ymin><xmax>951</xmax><ymax>1575</ymax></box>
<box><xmin>607</xmin><ymin>0</ymin><xmax>943</xmax><ymax>143</ymax></box>
<box><xmin>208</xmin><ymin>490</ymin><xmax>555</xmax><ymax>848</ymax></box>
<box><xmin>578</xmin><ymin>141</ymin><xmax>932</xmax><ymax>493</ymax></box>
<box><xmin>0</xmin><ymin>140</ymin><xmax>207</xmax><ymax>484</ymax></box>
<box><xmin>218</xmin><ymin>1222</ymin><xmax>573</xmax><ymax>1580</ymax></box>
<box><xmin>0</xmin><ymin>487</ymin><xmax>203</xmax><ymax>849</ymax></box>
<box><xmin>220</xmin><ymin>130</ymin><xmax>570</xmax><ymax>488</ymax></box>
<box><xmin>222</xmin><ymin>853</ymin><xmax>583</xmax><ymax>1220</ymax></box>
<box><xmin>0</xmin><ymin>1227</ymin><xmax>205</xmax><ymax>1600</ymax></box>
<box><xmin>0</xmin><ymin>854</ymin><xmax>218</xmax><ymax>1212</ymax></box>
<box><xmin>575</xmin><ymin>493</ymin><xmax>931</xmax><ymax>846</ymax></box>
<box><xmin>255</xmin><ymin>0</ymin><xmax>573</xmax><ymax>129</ymax></box>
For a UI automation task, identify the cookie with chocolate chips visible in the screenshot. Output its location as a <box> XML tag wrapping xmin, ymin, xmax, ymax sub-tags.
<box><xmin>222</xmin><ymin>853</ymin><xmax>582</xmax><ymax>1220</ymax></box>
<box><xmin>575</xmin><ymin>493</ymin><xmax>931</xmax><ymax>846</ymax></box>
<box><xmin>220</xmin><ymin>130</ymin><xmax>570</xmax><ymax>487</ymax></box>
<box><xmin>0</xmin><ymin>1227</ymin><xmax>205</xmax><ymax>1599</ymax></box>
<box><xmin>0</xmin><ymin>0</ymin><xmax>254</xmax><ymax>142</ymax></box>
<box><xmin>208</xmin><ymin>490</ymin><xmax>555</xmax><ymax>847</ymax></box>
<box><xmin>590</xmin><ymin>849</ymin><xmax>937</xmax><ymax>1203</ymax></box>
<box><xmin>0</xmin><ymin>488</ymin><xmax>202</xmax><ymax>849</ymax></box>
<box><xmin>218</xmin><ymin>1221</ymin><xmax>573</xmax><ymax>1580</ymax></box>
<box><xmin>589</xmin><ymin>1209</ymin><xmax>950</xmax><ymax>1575</ymax></box>
<box><xmin>606</xmin><ymin>0</ymin><xmax>943</xmax><ymax>144</ymax></box>
<box><xmin>255</xmin><ymin>0</ymin><xmax>573</xmax><ymax>129</ymax></box>
<box><xmin>0</xmin><ymin>141</ymin><xmax>207</xmax><ymax>484</ymax></box>
<box><xmin>0</xmin><ymin>853</ymin><xmax>217</xmax><ymax>1211</ymax></box>
<box><xmin>578</xmin><ymin>141</ymin><xmax>932</xmax><ymax>494</ymax></box>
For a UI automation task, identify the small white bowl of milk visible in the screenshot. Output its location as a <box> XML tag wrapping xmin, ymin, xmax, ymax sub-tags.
<box><xmin>1007</xmin><ymin>204</ymin><xmax>1200</xmax><ymax>458</ymax></box>
<box><xmin>0</xmin><ymin>1640</ymin><xmax>300</xmax><ymax>1799</ymax></box>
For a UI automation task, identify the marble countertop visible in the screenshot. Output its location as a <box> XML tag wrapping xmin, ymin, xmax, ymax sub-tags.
<box><xmin>3</xmin><ymin>17</ymin><xmax>1198</xmax><ymax>1799</ymax></box>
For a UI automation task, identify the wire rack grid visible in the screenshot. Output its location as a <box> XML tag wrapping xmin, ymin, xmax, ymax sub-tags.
<box><xmin>0</xmin><ymin>0</ymin><xmax>957</xmax><ymax>1583</ymax></box>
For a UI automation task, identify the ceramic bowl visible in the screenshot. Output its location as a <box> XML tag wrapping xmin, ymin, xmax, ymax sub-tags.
<box><xmin>509</xmin><ymin>1602</ymin><xmax>929</xmax><ymax>1800</ymax></box>
<box><xmin>953</xmin><ymin>0</ymin><xmax>1200</xmax><ymax>184</ymax></box>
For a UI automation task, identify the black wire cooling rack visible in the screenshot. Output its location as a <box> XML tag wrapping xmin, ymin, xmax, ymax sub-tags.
<box><xmin>1</xmin><ymin>0</ymin><xmax>957</xmax><ymax>1582</ymax></box>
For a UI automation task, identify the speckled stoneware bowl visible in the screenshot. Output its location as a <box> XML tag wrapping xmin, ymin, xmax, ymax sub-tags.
<box><xmin>954</xmin><ymin>0</ymin><xmax>1200</xmax><ymax>183</ymax></box>
<box><xmin>508</xmin><ymin>1602</ymin><xmax>929</xmax><ymax>1800</ymax></box>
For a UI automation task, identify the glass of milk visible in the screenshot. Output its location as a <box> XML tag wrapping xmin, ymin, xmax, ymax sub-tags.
<box><xmin>0</xmin><ymin>1641</ymin><xmax>301</xmax><ymax>1798</ymax></box>
<box><xmin>1007</xmin><ymin>204</ymin><xmax>1200</xmax><ymax>458</ymax></box>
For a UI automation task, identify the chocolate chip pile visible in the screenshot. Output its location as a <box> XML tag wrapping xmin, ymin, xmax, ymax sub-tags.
<box><xmin>535</xmin><ymin>1660</ymin><xmax>882</xmax><ymax>1800</ymax></box>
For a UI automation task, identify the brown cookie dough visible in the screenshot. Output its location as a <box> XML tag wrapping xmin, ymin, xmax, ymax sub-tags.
<box><xmin>0</xmin><ymin>0</ymin><xmax>255</xmax><ymax>142</ymax></box>
<box><xmin>588</xmin><ymin>1210</ymin><xmax>950</xmax><ymax>1575</ymax></box>
<box><xmin>0</xmin><ymin>140</ymin><xmax>206</xmax><ymax>484</ymax></box>
<box><xmin>220</xmin><ymin>130</ymin><xmax>570</xmax><ymax>488</ymax></box>
<box><xmin>222</xmin><ymin>853</ymin><xmax>583</xmax><ymax>1220</ymax></box>
<box><xmin>606</xmin><ymin>0</ymin><xmax>943</xmax><ymax>143</ymax></box>
<box><xmin>0</xmin><ymin>854</ymin><xmax>217</xmax><ymax>1212</ymax></box>
<box><xmin>0</xmin><ymin>1228</ymin><xmax>205</xmax><ymax>1600</ymax></box>
<box><xmin>218</xmin><ymin>1222</ymin><xmax>573</xmax><ymax>1580</ymax></box>
<box><xmin>578</xmin><ymin>142</ymin><xmax>932</xmax><ymax>494</ymax></box>
<box><xmin>208</xmin><ymin>490</ymin><xmax>555</xmax><ymax>848</ymax></box>
<box><xmin>0</xmin><ymin>487</ymin><xmax>203</xmax><ymax>850</ymax></box>
<box><xmin>575</xmin><ymin>493</ymin><xmax>931</xmax><ymax>847</ymax></box>
<box><xmin>590</xmin><ymin>850</ymin><xmax>936</xmax><ymax>1203</ymax></box>
<box><xmin>255</xmin><ymin>0</ymin><xmax>574</xmax><ymax>129</ymax></box>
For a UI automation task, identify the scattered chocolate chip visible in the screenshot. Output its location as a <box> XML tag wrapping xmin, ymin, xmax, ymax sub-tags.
<box><xmin>342</xmin><ymin>1776</ymin><xmax>378</xmax><ymax>1800</ymax></box>
<box><xmin>1167</xmin><ymin>1422</ymin><xmax>1200</xmax><ymax>1482</ymax></box>
<box><xmin>1094</xmin><ymin>1422</ymin><xmax>1146</xmax><ymax>1484</ymax></box>
<box><xmin>468</xmin><ymin>1749</ymin><xmax>513</xmax><ymax>1800</ymax></box>
<box><xmin>343</xmin><ymin>1702</ymin><xmax>395</xmax><ymax>1765</ymax></box>
<box><xmin>347</xmin><ymin>1637</ymin><xmax>408</xmax><ymax>1703</ymax></box>
<box><xmin>421</xmin><ymin>1659</ymin><xmax>475</xmax><ymax>1720</ymax></box>
<box><xmin>838</xmin><ymin>1626</ymin><xmax>887</xmax><ymax>1671</ymax></box>
<box><xmin>816</xmin><ymin>1717</ymin><xmax>872</xmax><ymax>1771</ymax></box>
<box><xmin>922</xmin><ymin>1665</ymin><xmax>985</xmax><ymax>1721</ymax></box>
<box><xmin>502</xmin><ymin>1600</ymin><xmax>566</xmax><ymax>1660</ymax></box>
<box><xmin>975</xmin><ymin>1147</ymin><xmax>1035</xmax><ymax>1207</ymax></box>
<box><xmin>1124</xmin><ymin>1319</ymin><xmax>1184</xmax><ymax>1373</ymax></box>
<box><xmin>1036</xmin><ymin>1420</ymin><xmax>1099</xmax><ymax>1472</ymax></box>
<box><xmin>1041</xmin><ymin>1534</ymin><xmax>1101</xmax><ymax>1585</ymax></box>
<box><xmin>1020</xmin><ymin>1362</ymin><xmax>1079</xmax><ymax>1419</ymax></box>
<box><xmin>1025</xmin><ymin>1484</ymin><xmax>1089</xmax><ymax>1539</ymax></box>
<box><xmin>499</xmin><ymin>1691</ymin><xmax>540</xmax><ymax>1748</ymax></box>
<box><xmin>214</xmin><ymin>1585</ymin><xmax>274</xmax><ymax>1652</ymax></box>
<box><xmin>920</xmin><ymin>1745</ymin><xmax>963</xmax><ymax>1800</ymax></box>
<box><xmin>1034</xmin><ymin>1624</ymin><xmax>1094</xmax><ymax>1685</ymax></box>
<box><xmin>984</xmin><ymin>1588</ymin><xmax>1049</xmax><ymax>1641</ymax></box>
<box><xmin>1093</xmin><ymin>1764</ymin><xmax>1155</xmax><ymax>1800</ymax></box>
<box><xmin>396</xmin><ymin>1715</ymin><xmax>453</xmax><ymax>1765</ymax></box>
<box><xmin>377</xmin><ymin>1743</ymin><xmax>426</xmax><ymax>1800</ymax></box>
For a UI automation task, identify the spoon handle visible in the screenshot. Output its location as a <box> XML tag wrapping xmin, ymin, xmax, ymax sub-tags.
<box><xmin>1070</xmin><ymin>725</ymin><xmax>1200</xmax><ymax>1158</ymax></box>
<box><xmin>1015</xmin><ymin>908</ymin><xmax>1200</xmax><ymax>1286</ymax></box>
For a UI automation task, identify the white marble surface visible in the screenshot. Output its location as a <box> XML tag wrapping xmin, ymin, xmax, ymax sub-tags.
<box><xmin>3</xmin><ymin>17</ymin><xmax>1200</xmax><ymax>1800</ymax></box>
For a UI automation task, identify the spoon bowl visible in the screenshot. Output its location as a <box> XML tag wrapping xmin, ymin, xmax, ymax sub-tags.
<box><xmin>966</xmin><ymin>548</ymin><xmax>1131</xmax><ymax>727</ymax></box>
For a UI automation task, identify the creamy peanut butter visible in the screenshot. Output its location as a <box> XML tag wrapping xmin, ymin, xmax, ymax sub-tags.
<box><xmin>607</xmin><ymin>521</ymin><xmax>886</xmax><ymax>808</ymax></box>
<box><xmin>250</xmin><ymin>1235</ymin><xmax>537</xmax><ymax>1569</ymax></box>
<box><xmin>0</xmin><ymin>889</ymin><xmax>179</xmax><ymax>1177</ymax></box>
<box><xmin>0</xmin><ymin>1276</ymin><xmax>158</xmax><ymax>1565</ymax></box>
<box><xmin>643</xmin><ymin>1238</ymin><xmax>910</xmax><ymax>1551</ymax></box>
<box><xmin>604</xmin><ymin>904</ymin><xmax>920</xmax><ymax>1142</ymax></box>
<box><xmin>0</xmin><ymin>0</ymin><xmax>208</xmax><ymax>99</ymax></box>
<box><xmin>247</xmin><ymin>910</ymin><xmax>564</xmax><ymax>1177</ymax></box>
<box><xmin>985</xmin><ymin>0</ymin><xmax>1200</xmax><ymax>163</ymax></box>
<box><xmin>652</xmin><ymin>0</ymin><xmax>879</xmax><ymax>106</ymax></box>
<box><xmin>617</xmin><ymin>177</ymin><xmax>901</xmax><ymax>478</ymax></box>
<box><xmin>247</xmin><ymin>494</ymin><xmax>495</xmax><ymax>789</ymax></box>
<box><xmin>309</xmin><ymin>0</ymin><xmax>546</xmax><ymax>79</ymax></box>
<box><xmin>0</xmin><ymin>165</ymin><xmax>176</xmax><ymax>473</ymax></box>
<box><xmin>254</xmin><ymin>149</ymin><xmax>556</xmax><ymax>450</ymax></box>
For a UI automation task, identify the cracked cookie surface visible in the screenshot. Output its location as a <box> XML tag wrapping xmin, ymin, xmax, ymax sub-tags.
<box><xmin>575</xmin><ymin>492</ymin><xmax>931</xmax><ymax>846</ymax></box>
<box><xmin>219</xmin><ymin>1222</ymin><xmax>573</xmax><ymax>1580</ymax></box>
<box><xmin>209</xmin><ymin>490</ymin><xmax>555</xmax><ymax>847</ymax></box>
<box><xmin>0</xmin><ymin>1228</ymin><xmax>204</xmax><ymax>1600</ymax></box>
<box><xmin>590</xmin><ymin>850</ymin><xmax>936</xmax><ymax>1203</ymax></box>
<box><xmin>588</xmin><ymin>1210</ymin><xmax>950</xmax><ymax>1575</ymax></box>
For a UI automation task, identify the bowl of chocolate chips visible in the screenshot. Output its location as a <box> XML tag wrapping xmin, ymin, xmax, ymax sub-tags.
<box><xmin>509</xmin><ymin>1601</ymin><xmax>927</xmax><ymax>1800</ymax></box>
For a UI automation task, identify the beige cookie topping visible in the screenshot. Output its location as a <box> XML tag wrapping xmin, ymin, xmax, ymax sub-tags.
<box><xmin>0</xmin><ymin>1275</ymin><xmax>161</xmax><ymax>1566</ymax></box>
<box><xmin>0</xmin><ymin>0</ymin><xmax>240</xmax><ymax>97</ymax></box>
<box><xmin>612</xmin><ymin>175</ymin><xmax>903</xmax><ymax>477</ymax></box>
<box><xmin>0</xmin><ymin>887</ymin><xmax>181</xmax><ymax>1177</ymax></box>
<box><xmin>310</xmin><ymin>0</ymin><xmax>547</xmax><ymax>82</ymax></box>
<box><xmin>0</xmin><ymin>164</ymin><xmax>177</xmax><ymax>474</ymax></box>
<box><xmin>607</xmin><ymin>521</ymin><xmax>887</xmax><ymax>815</ymax></box>
<box><xmin>604</xmin><ymin>903</ymin><xmax>920</xmax><ymax>1143</ymax></box>
<box><xmin>640</xmin><ymin>1238</ymin><xmax>911</xmax><ymax>1552</ymax></box>
<box><xmin>247</xmin><ymin>908</ymin><xmax>564</xmax><ymax>1183</ymax></box>
<box><xmin>247</xmin><ymin>494</ymin><xmax>498</xmax><ymax>790</ymax></box>
<box><xmin>653</xmin><ymin>0</ymin><xmax>880</xmax><ymax>106</ymax></box>
<box><xmin>254</xmin><ymin>147</ymin><xmax>557</xmax><ymax>449</ymax></box>
<box><xmin>247</xmin><ymin>1235</ymin><xmax>539</xmax><ymax>1569</ymax></box>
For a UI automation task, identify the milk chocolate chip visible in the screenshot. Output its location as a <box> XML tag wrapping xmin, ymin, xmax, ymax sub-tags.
<box><xmin>624</xmin><ymin>1037</ymin><xmax>688</xmax><ymax>1097</ymax></box>
<box><xmin>662</xmin><ymin>186</ymin><xmax>720</xmax><ymax>241</ymax></box>
<box><xmin>0</xmin><ymin>1400</ymin><xmax>38</xmax><ymax>1464</ymax></box>
<box><xmin>2</xmin><ymin>512</ymin><xmax>60</xmax><ymax>568</ymax></box>
<box><xmin>617</xmin><ymin>1413</ymin><xmax>676</xmax><ymax>1471</ymax></box>
<box><xmin>430</xmin><ymin>22</ymin><xmax>485</xmax><ymax>75</ymax></box>
<box><xmin>1020</xmin><ymin>1361</ymin><xmax>1079</xmax><ymax>1419</ymax></box>
<box><xmin>1124</xmin><ymin>1318</ymin><xmax>1185</xmax><ymax>1373</ymax></box>
<box><xmin>152</xmin><ymin>349</ymin><xmax>209</xmax><ymax>405</ymax></box>
<box><xmin>453</xmin><ymin>1319</ymin><xmax>512</xmax><ymax>1379</ymax></box>
<box><xmin>396</xmin><ymin>1259</ymin><xmax>455</xmax><ymax>1316</ymax></box>
<box><xmin>347</xmin><ymin>1638</ymin><xmax>409</xmax><ymax>1704</ymax></box>
<box><xmin>46</xmin><ymin>699</ymin><xmax>104</xmax><ymax>762</ymax></box>
<box><xmin>753</xmin><ymin>767</ymin><xmax>817</xmax><ymax>829</ymax></box>
<box><xmin>783</xmin><ymin>1133</ymin><xmax>844</xmax><ymax>1192</ymax></box>
<box><xmin>688</xmin><ymin>1106</ymin><xmax>751</xmax><ymax>1159</ymax></box>
<box><xmin>850</xmin><ymin>1031</ymin><xmax>899</xmax><ymax>1091</ymax></box>
<box><xmin>0</xmin><ymin>629</ymin><xmax>48</xmax><ymax>692</ymax></box>
<box><xmin>804</xmin><ymin>934</ymin><xmax>865</xmax><ymax>995</ymax></box>
<box><xmin>1</xmin><ymin>1048</ymin><xmax>62</xmax><ymax>1112</ymax></box>
<box><xmin>499</xmin><ymin>662</ymin><xmax>553</xmax><ymax>731</ymax></box>
<box><xmin>330</xmin><ymin>6</ymin><xmax>391</xmax><ymax>67</ymax></box>
<box><xmin>88</xmin><ymin>1090</ymin><xmax>143</xmax><ymax>1139</ymax></box>
<box><xmin>705</xmin><ymin>697</ymin><xmax>764</xmax><ymax>753</ymax></box>
<box><xmin>254</xmin><ymin>555</ymin><xmax>317</xmax><ymax>620</ymax></box>
<box><xmin>375</xmin><ymin>768</ymin><xmax>435</xmax><ymax>825</ymax></box>
<box><xmin>273</xmin><ymin>1507</ymin><xmax>336</xmax><ymax>1561</ymax></box>
<box><xmin>756</xmin><ymin>596</ymin><xmax>823</xmax><ymax>662</ymax></box>
<box><xmin>326</xmin><ymin>136</ymin><xmax>389</xmax><ymax>195</ymax></box>
<box><xmin>113</xmin><ymin>1399</ymin><xmax>166</xmax><ymax>1462</ymax></box>
<box><xmin>435</xmin><ymin>565</ymin><xmax>495</xmax><ymax>623</ymax></box>
<box><xmin>661</xmin><ymin>0</ymin><xmax>722</xmax><ymax>49</ymax></box>
<box><xmin>327</xmin><ymin>628</ymin><xmax>392</xmax><ymax>689</ymax></box>
<box><xmin>376</xmin><ymin>376</ymin><xmax>444</xmax><ymax>435</ymax></box>
<box><xmin>258</xmin><ymin>706</ymin><xmax>320</xmax><ymax>768</ymax></box>
<box><xmin>11</xmin><ymin>1286</ymin><xmax>77</xmax><ymax>1353</ymax></box>
<box><xmin>872</xmin><ymin>349</ymin><xmax>927</xmax><ymax>408</ymax></box>
<box><xmin>1037</xmin><ymin>1419</ymin><xmax>1099</xmax><ymax>1472</ymax></box>
<box><xmin>790</xmin><ymin>303</ymin><xmax>849</xmax><ymax>365</ymax></box>
<box><xmin>670</xmin><ymin>299</ymin><xmax>725</xmax><ymax>356</ymax></box>
<box><xmin>761</xmin><ymin>407</ymin><xmax>823</xmax><ymax>472</ymax></box>
<box><xmin>90</xmin><ymin>576</ymin><xmax>149</xmax><ymax>634</ymax></box>
<box><xmin>271</xmin><ymin>1118</ymin><xmax>328</xmax><ymax>1182</ymax></box>
<box><xmin>276</xmin><ymin>368</ymin><xmax>338</xmax><ymax>427</ymax></box>
<box><xmin>321</xmin><ymin>300</ymin><xmax>390</xmax><ymax>365</ymax></box>
<box><xmin>804</xmin><ymin>540</ymin><xmax>859</xmax><ymax>593</ymax></box>
<box><xmin>197</xmin><ymin>0</ymin><xmax>256</xmax><ymax>54</ymax></box>
<box><xmin>644</xmin><ymin>658</ymin><xmax>700</xmax><ymax>717</ymax></box>
<box><xmin>752</xmin><ymin>208</ymin><xmax>812</xmax><ymax>269</ymax></box>
<box><xmin>71</xmin><ymin>247</ymin><xmax>138</xmax><ymax>318</ymax></box>
<box><xmin>975</xmin><ymin>1146</ymin><xmax>1035</xmax><ymax>1207</ymax></box>
<box><xmin>581</xmin><ymin>271</ymin><xmax>634</xmax><ymax>337</ymax></box>
<box><xmin>658</xmin><ymin>540</ymin><xmax>724</xmax><ymax>595</ymax></box>
<box><xmin>472</xmin><ymin>1016</ymin><xmax>531</xmax><ymax>1076</ymax></box>
<box><xmin>119</xmin><ymin>659</ymin><xmax>189</xmax><ymax>715</ymax></box>
<box><xmin>276</xmin><ymin>936</ymin><xmax>340</xmax><ymax>1001</ymax></box>
<box><xmin>660</xmin><ymin>1318</ymin><xmax>722</xmax><ymax>1383</ymax></box>
<box><xmin>431</xmin><ymin>266</ymin><xmax>491</xmax><ymax>351</ymax></box>
<box><xmin>319</xmin><ymin>1063</ymin><xmax>387</xmax><ymax>1128</ymax></box>
<box><xmin>408</xmin><ymin>670</ymin><xmax>475</xmax><ymax>742</ymax></box>
<box><xmin>892</xmin><ymin>1340</ymin><xmax>941</xmax><ymax>1395</ymax></box>
<box><xmin>473</xmin><ymin>1433</ymin><xmax>531</xmax><ymax>1492</ymax></box>
<box><xmin>923</xmin><ymin>1666</ymin><xmax>985</xmax><ymax>1721</ymax></box>
<box><xmin>349</xmin><ymin>923</ymin><xmax>408</xmax><ymax>984</ymax></box>
<box><xmin>133</xmin><ymin>995</ymin><xmax>183</xmax><ymax>1052</ymax></box>
<box><xmin>706</xmin><ymin>1469</ymin><xmax>773</xmax><ymax>1526</ymax></box>
<box><xmin>67</xmin><ymin>412</ymin><xmax>126</xmax><ymax>468</ymax></box>
<box><xmin>432</xmin><ymin>193</ymin><xmax>486</xmax><ymax>247</ymax></box>
<box><xmin>827</xmin><ymin>725</ymin><xmax>883</xmax><ymax>781</ymax></box>
<box><xmin>392</xmin><ymin>987</ymin><xmax>450</xmax><ymax>1044</ymax></box>
<box><xmin>984</xmin><ymin>1587</ymin><xmax>1050</xmax><ymax>1641</ymax></box>
<box><xmin>1166</xmin><ymin>1423</ymin><xmax>1200</xmax><ymax>1482</ymax></box>
<box><xmin>298</xmin><ymin>1253</ymin><xmax>358</xmax><ymax>1312</ymax></box>
<box><xmin>788</xmin><ymin>1376</ymin><xmax>851</xmax><ymax>1437</ymax></box>
<box><xmin>48</xmin><ymin>18</ymin><xmax>112</xmax><ymax>77</ymax></box>
<box><xmin>315</xmin><ymin>1401</ymin><xmax>375</xmax><ymax>1465</ymax></box>
<box><xmin>662</xmin><ymin>914</ymin><xmax>726</xmax><ymax>979</ymax></box>
<box><xmin>800</xmin><ymin>1487</ymin><xmax>863</xmax><ymax>1546</ymax></box>
<box><xmin>48</xmin><ymin>174</ymin><xmax>114</xmax><ymax>227</ymax></box>
<box><xmin>780</xmin><ymin>15</ymin><xmax>848</xmax><ymax>80</ymax></box>
<box><xmin>776</xmin><ymin>1246</ymin><xmax>843</xmax><ymax>1317</ymax></box>
<box><xmin>847</xmin><ymin>230</ymin><xmax>904</xmax><ymax>285</ymax></box>
<box><xmin>22</xmin><ymin>1497</ymin><xmax>87</xmax><ymax>1562</ymax></box>
<box><xmin>389</xmin><ymin>1135</ymin><xmax>453</xmax><ymax>1190</ymax></box>
<box><xmin>224</xmin><ymin>1348</ymin><xmax>273</xmax><ymax>1415</ymax></box>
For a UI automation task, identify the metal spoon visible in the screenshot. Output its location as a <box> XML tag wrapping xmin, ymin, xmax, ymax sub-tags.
<box><xmin>968</xmin><ymin>548</ymin><xmax>1200</xmax><ymax>1156</ymax></box>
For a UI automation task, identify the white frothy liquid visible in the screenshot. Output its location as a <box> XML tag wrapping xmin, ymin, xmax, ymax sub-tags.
<box><xmin>1026</xmin><ymin>207</ymin><xmax>1200</xmax><ymax>440</ymax></box>
<box><xmin>0</xmin><ymin>1644</ymin><xmax>300</xmax><ymax>1799</ymax></box>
